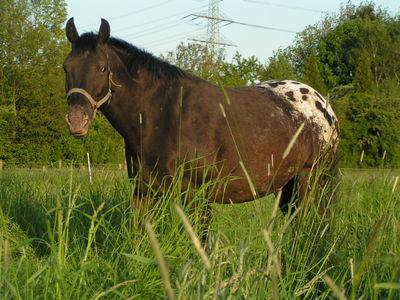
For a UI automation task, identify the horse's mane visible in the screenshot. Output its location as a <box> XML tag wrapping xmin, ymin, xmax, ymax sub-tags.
<box><xmin>75</xmin><ymin>32</ymin><xmax>190</xmax><ymax>81</ymax></box>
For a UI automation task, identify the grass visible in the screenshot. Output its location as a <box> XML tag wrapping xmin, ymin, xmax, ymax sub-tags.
<box><xmin>0</xmin><ymin>165</ymin><xmax>399</xmax><ymax>299</ymax></box>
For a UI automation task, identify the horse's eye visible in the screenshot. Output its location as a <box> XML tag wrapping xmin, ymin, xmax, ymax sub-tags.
<box><xmin>100</xmin><ymin>66</ymin><xmax>107</xmax><ymax>72</ymax></box>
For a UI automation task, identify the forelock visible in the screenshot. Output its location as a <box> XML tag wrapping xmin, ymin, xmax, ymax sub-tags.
<box><xmin>73</xmin><ymin>33</ymin><xmax>98</xmax><ymax>52</ymax></box>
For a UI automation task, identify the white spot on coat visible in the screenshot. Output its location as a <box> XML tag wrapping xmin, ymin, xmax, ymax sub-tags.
<box><xmin>256</xmin><ymin>80</ymin><xmax>338</xmax><ymax>145</ymax></box>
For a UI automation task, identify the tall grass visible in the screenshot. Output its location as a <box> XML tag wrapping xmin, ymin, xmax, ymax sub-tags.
<box><xmin>0</xmin><ymin>166</ymin><xmax>399</xmax><ymax>299</ymax></box>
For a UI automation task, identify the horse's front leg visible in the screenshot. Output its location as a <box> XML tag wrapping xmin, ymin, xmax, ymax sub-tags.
<box><xmin>124</xmin><ymin>142</ymin><xmax>155</xmax><ymax>224</ymax></box>
<box><xmin>124</xmin><ymin>142</ymin><xmax>135</xmax><ymax>181</ymax></box>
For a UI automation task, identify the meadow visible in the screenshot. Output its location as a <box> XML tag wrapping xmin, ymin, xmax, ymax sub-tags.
<box><xmin>0</xmin><ymin>165</ymin><xmax>399</xmax><ymax>299</ymax></box>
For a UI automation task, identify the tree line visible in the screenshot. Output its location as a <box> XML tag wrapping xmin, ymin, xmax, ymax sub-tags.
<box><xmin>0</xmin><ymin>1</ymin><xmax>399</xmax><ymax>167</ymax></box>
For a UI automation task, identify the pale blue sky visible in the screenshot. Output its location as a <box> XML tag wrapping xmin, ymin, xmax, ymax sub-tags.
<box><xmin>66</xmin><ymin>0</ymin><xmax>399</xmax><ymax>63</ymax></box>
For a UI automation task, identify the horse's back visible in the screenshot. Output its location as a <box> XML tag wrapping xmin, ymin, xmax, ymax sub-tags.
<box><xmin>254</xmin><ymin>80</ymin><xmax>338</xmax><ymax>146</ymax></box>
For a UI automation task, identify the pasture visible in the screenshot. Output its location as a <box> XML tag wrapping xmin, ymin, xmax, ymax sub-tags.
<box><xmin>0</xmin><ymin>166</ymin><xmax>399</xmax><ymax>299</ymax></box>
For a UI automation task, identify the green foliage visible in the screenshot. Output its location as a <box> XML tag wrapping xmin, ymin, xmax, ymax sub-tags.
<box><xmin>301</xmin><ymin>54</ymin><xmax>327</xmax><ymax>94</ymax></box>
<box><xmin>263</xmin><ymin>49</ymin><xmax>297</xmax><ymax>81</ymax></box>
<box><xmin>220</xmin><ymin>52</ymin><xmax>264</xmax><ymax>87</ymax></box>
<box><xmin>162</xmin><ymin>42</ymin><xmax>225</xmax><ymax>81</ymax></box>
<box><xmin>288</xmin><ymin>2</ymin><xmax>400</xmax><ymax>167</ymax></box>
<box><xmin>163</xmin><ymin>43</ymin><xmax>267</xmax><ymax>87</ymax></box>
<box><xmin>353</xmin><ymin>50</ymin><xmax>375</xmax><ymax>92</ymax></box>
<box><xmin>291</xmin><ymin>2</ymin><xmax>400</xmax><ymax>89</ymax></box>
<box><xmin>333</xmin><ymin>91</ymin><xmax>400</xmax><ymax>167</ymax></box>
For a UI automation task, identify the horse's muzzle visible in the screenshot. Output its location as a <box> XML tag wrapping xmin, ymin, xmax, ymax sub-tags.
<box><xmin>66</xmin><ymin>109</ymin><xmax>90</xmax><ymax>137</ymax></box>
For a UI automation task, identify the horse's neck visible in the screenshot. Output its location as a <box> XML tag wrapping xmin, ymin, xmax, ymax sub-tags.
<box><xmin>102</xmin><ymin>67</ymin><xmax>181</xmax><ymax>145</ymax></box>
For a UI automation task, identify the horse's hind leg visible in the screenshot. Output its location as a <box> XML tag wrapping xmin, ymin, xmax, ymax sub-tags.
<box><xmin>279</xmin><ymin>176</ymin><xmax>298</xmax><ymax>215</ymax></box>
<box><xmin>279</xmin><ymin>169</ymin><xmax>311</xmax><ymax>215</ymax></box>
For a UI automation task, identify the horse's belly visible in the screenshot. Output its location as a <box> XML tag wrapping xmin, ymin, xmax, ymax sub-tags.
<box><xmin>212</xmin><ymin>161</ymin><xmax>301</xmax><ymax>204</ymax></box>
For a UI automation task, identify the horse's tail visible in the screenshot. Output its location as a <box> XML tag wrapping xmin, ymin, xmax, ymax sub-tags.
<box><xmin>306</xmin><ymin>143</ymin><xmax>340</xmax><ymax>215</ymax></box>
<box><xmin>320</xmin><ymin>144</ymin><xmax>340</xmax><ymax>214</ymax></box>
<box><xmin>327</xmin><ymin>148</ymin><xmax>340</xmax><ymax>200</ymax></box>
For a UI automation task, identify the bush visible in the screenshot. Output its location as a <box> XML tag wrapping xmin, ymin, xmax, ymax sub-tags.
<box><xmin>333</xmin><ymin>90</ymin><xmax>400</xmax><ymax>167</ymax></box>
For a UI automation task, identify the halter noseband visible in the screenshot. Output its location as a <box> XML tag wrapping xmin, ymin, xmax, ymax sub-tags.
<box><xmin>66</xmin><ymin>67</ymin><xmax>121</xmax><ymax>114</ymax></box>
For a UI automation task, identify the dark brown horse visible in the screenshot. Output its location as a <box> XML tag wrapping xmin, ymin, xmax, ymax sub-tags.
<box><xmin>64</xmin><ymin>18</ymin><xmax>338</xmax><ymax>214</ymax></box>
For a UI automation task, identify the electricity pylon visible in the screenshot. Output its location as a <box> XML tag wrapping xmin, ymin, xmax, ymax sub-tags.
<box><xmin>185</xmin><ymin>0</ymin><xmax>236</xmax><ymax>67</ymax></box>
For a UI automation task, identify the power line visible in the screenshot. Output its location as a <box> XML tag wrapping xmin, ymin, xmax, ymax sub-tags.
<box><xmin>124</xmin><ymin>20</ymin><xmax>183</xmax><ymax>40</ymax></box>
<box><xmin>112</xmin><ymin>3</ymin><xmax>209</xmax><ymax>34</ymax></box>
<box><xmin>185</xmin><ymin>14</ymin><xmax>298</xmax><ymax>33</ymax></box>
<box><xmin>145</xmin><ymin>27</ymin><xmax>206</xmax><ymax>48</ymax></box>
<box><xmin>190</xmin><ymin>38</ymin><xmax>236</xmax><ymax>47</ymax></box>
<box><xmin>243</xmin><ymin>0</ymin><xmax>325</xmax><ymax>13</ymax></box>
<box><xmin>96</xmin><ymin>1</ymin><xmax>301</xmax><ymax>55</ymax></box>
<box><xmin>79</xmin><ymin>0</ymin><xmax>173</xmax><ymax>29</ymax></box>
<box><xmin>142</xmin><ymin>27</ymin><xmax>206</xmax><ymax>48</ymax></box>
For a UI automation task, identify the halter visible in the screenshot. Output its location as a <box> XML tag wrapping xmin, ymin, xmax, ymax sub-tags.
<box><xmin>66</xmin><ymin>66</ymin><xmax>121</xmax><ymax>115</ymax></box>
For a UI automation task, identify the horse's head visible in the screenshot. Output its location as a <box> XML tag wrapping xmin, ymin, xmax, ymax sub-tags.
<box><xmin>63</xmin><ymin>18</ymin><xmax>113</xmax><ymax>137</ymax></box>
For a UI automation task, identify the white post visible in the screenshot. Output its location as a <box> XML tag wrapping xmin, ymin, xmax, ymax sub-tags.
<box><xmin>87</xmin><ymin>152</ymin><xmax>92</xmax><ymax>184</ymax></box>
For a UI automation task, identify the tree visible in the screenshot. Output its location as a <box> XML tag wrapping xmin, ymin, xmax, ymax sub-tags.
<box><xmin>0</xmin><ymin>0</ymin><xmax>69</xmax><ymax>164</ymax></box>
<box><xmin>353</xmin><ymin>50</ymin><xmax>374</xmax><ymax>92</ymax></box>
<box><xmin>289</xmin><ymin>2</ymin><xmax>400</xmax><ymax>89</ymax></box>
<box><xmin>301</xmin><ymin>54</ymin><xmax>326</xmax><ymax>93</ymax></box>
<box><xmin>163</xmin><ymin>44</ymin><xmax>266</xmax><ymax>87</ymax></box>
<box><xmin>220</xmin><ymin>52</ymin><xmax>265</xmax><ymax>87</ymax></box>
<box><xmin>288</xmin><ymin>2</ymin><xmax>400</xmax><ymax>167</ymax></box>
<box><xmin>336</xmin><ymin>92</ymin><xmax>400</xmax><ymax>167</ymax></box>
<box><xmin>162</xmin><ymin>42</ymin><xmax>225</xmax><ymax>81</ymax></box>
<box><xmin>0</xmin><ymin>0</ymin><xmax>30</xmax><ymax>160</ymax></box>
<box><xmin>263</xmin><ymin>49</ymin><xmax>297</xmax><ymax>81</ymax></box>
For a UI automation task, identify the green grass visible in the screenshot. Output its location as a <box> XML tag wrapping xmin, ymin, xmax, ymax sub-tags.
<box><xmin>0</xmin><ymin>166</ymin><xmax>399</xmax><ymax>299</ymax></box>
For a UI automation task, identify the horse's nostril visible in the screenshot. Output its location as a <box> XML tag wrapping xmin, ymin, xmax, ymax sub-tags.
<box><xmin>81</xmin><ymin>113</ymin><xmax>90</xmax><ymax>127</ymax></box>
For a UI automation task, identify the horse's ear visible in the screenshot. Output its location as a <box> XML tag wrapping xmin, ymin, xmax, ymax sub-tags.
<box><xmin>98</xmin><ymin>19</ymin><xmax>110</xmax><ymax>44</ymax></box>
<box><xmin>66</xmin><ymin>17</ymin><xmax>79</xmax><ymax>43</ymax></box>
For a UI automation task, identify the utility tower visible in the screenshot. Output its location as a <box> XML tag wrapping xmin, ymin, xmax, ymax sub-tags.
<box><xmin>205</xmin><ymin>0</ymin><xmax>222</xmax><ymax>57</ymax></box>
<box><xmin>186</xmin><ymin>0</ymin><xmax>235</xmax><ymax>64</ymax></box>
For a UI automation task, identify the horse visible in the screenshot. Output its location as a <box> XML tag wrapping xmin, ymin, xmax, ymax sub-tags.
<box><xmin>63</xmin><ymin>18</ymin><xmax>339</xmax><ymax>216</ymax></box>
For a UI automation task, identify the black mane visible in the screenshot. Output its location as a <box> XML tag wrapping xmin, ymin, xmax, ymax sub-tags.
<box><xmin>75</xmin><ymin>32</ymin><xmax>189</xmax><ymax>81</ymax></box>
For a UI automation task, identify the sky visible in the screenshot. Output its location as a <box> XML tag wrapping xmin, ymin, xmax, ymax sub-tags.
<box><xmin>66</xmin><ymin>0</ymin><xmax>399</xmax><ymax>63</ymax></box>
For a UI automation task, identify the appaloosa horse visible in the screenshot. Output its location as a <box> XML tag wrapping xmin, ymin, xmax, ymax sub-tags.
<box><xmin>64</xmin><ymin>18</ymin><xmax>338</xmax><ymax>214</ymax></box>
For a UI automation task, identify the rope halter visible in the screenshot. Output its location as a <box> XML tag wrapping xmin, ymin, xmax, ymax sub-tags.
<box><xmin>66</xmin><ymin>67</ymin><xmax>121</xmax><ymax>115</ymax></box>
